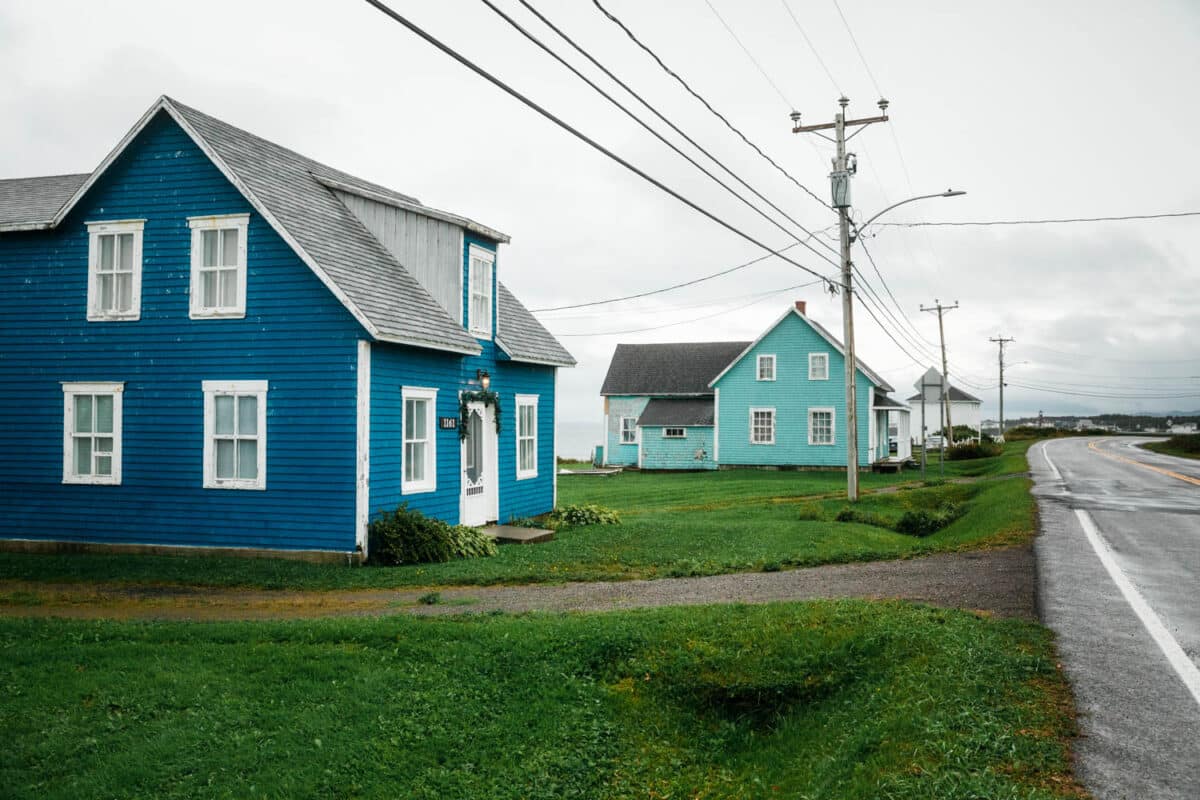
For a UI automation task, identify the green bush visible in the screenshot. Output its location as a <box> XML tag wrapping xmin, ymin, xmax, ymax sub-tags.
<box><xmin>895</xmin><ymin>503</ymin><xmax>963</xmax><ymax>537</ymax></box>
<box><xmin>946</xmin><ymin>440</ymin><xmax>1003</xmax><ymax>460</ymax></box>
<box><xmin>1164</xmin><ymin>433</ymin><xmax>1200</xmax><ymax>453</ymax></box>
<box><xmin>548</xmin><ymin>503</ymin><xmax>621</xmax><ymax>529</ymax></box>
<box><xmin>368</xmin><ymin>504</ymin><xmax>497</xmax><ymax>566</ymax></box>
<box><xmin>834</xmin><ymin>506</ymin><xmax>891</xmax><ymax>529</ymax></box>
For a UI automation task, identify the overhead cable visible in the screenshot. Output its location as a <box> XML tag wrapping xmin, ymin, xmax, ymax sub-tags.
<box><xmin>361</xmin><ymin>0</ymin><xmax>842</xmax><ymax>290</ymax></box>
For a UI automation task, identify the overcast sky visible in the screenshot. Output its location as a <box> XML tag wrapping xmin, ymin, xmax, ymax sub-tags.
<box><xmin>4</xmin><ymin>0</ymin><xmax>1198</xmax><ymax>455</ymax></box>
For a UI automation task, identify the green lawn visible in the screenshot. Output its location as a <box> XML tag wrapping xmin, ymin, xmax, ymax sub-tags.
<box><xmin>0</xmin><ymin>443</ymin><xmax>1034</xmax><ymax>590</ymax></box>
<box><xmin>1140</xmin><ymin>434</ymin><xmax>1200</xmax><ymax>461</ymax></box>
<box><xmin>0</xmin><ymin>600</ymin><xmax>1084</xmax><ymax>799</ymax></box>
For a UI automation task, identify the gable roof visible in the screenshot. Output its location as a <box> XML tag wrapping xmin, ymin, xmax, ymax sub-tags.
<box><xmin>872</xmin><ymin>390</ymin><xmax>909</xmax><ymax>410</ymax></box>
<box><xmin>708</xmin><ymin>306</ymin><xmax>894</xmax><ymax>391</ymax></box>
<box><xmin>495</xmin><ymin>282</ymin><xmax>576</xmax><ymax>367</ymax></box>
<box><xmin>601</xmin><ymin>341</ymin><xmax>751</xmax><ymax>396</ymax></box>
<box><xmin>0</xmin><ymin>173</ymin><xmax>88</xmax><ymax>231</ymax></box>
<box><xmin>906</xmin><ymin>385</ymin><xmax>981</xmax><ymax>404</ymax></box>
<box><xmin>1</xmin><ymin>96</ymin><xmax>571</xmax><ymax>359</ymax></box>
<box><xmin>637</xmin><ymin>398</ymin><xmax>715</xmax><ymax>427</ymax></box>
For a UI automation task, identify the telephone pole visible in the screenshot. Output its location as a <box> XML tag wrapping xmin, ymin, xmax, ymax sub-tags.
<box><xmin>920</xmin><ymin>300</ymin><xmax>960</xmax><ymax>445</ymax></box>
<box><xmin>791</xmin><ymin>96</ymin><xmax>889</xmax><ymax>501</ymax></box>
<box><xmin>989</xmin><ymin>336</ymin><xmax>1015</xmax><ymax>440</ymax></box>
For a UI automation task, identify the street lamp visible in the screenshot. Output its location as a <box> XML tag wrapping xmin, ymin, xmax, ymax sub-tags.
<box><xmin>840</xmin><ymin>189</ymin><xmax>965</xmax><ymax>500</ymax></box>
<box><xmin>851</xmin><ymin>189</ymin><xmax>966</xmax><ymax>241</ymax></box>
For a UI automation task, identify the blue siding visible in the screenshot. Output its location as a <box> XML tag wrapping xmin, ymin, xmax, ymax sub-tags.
<box><xmin>604</xmin><ymin>395</ymin><xmax>649</xmax><ymax>466</ymax></box>
<box><xmin>0</xmin><ymin>111</ymin><xmax>366</xmax><ymax>552</ymax></box>
<box><xmin>639</xmin><ymin>426</ymin><xmax>716</xmax><ymax>470</ymax></box>
<box><xmin>714</xmin><ymin>313</ymin><xmax>875</xmax><ymax>467</ymax></box>
<box><xmin>369</xmin><ymin>234</ymin><xmax>557</xmax><ymax>525</ymax></box>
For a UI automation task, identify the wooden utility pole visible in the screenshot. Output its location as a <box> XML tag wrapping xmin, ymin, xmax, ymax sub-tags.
<box><xmin>921</xmin><ymin>300</ymin><xmax>960</xmax><ymax>445</ymax></box>
<box><xmin>791</xmin><ymin>97</ymin><xmax>889</xmax><ymax>501</ymax></box>
<box><xmin>990</xmin><ymin>336</ymin><xmax>1015</xmax><ymax>440</ymax></box>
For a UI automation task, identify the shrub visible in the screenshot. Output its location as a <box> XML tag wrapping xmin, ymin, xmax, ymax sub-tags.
<box><xmin>895</xmin><ymin>503</ymin><xmax>963</xmax><ymax>537</ymax></box>
<box><xmin>946</xmin><ymin>440</ymin><xmax>1003</xmax><ymax>460</ymax></box>
<box><xmin>834</xmin><ymin>506</ymin><xmax>891</xmax><ymax>529</ymax></box>
<box><xmin>1163</xmin><ymin>433</ymin><xmax>1200</xmax><ymax>454</ymax></box>
<box><xmin>368</xmin><ymin>504</ymin><xmax>497</xmax><ymax>566</ymax></box>
<box><xmin>547</xmin><ymin>503</ymin><xmax>621</xmax><ymax>528</ymax></box>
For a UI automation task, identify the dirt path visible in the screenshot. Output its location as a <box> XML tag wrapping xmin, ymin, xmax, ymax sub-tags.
<box><xmin>0</xmin><ymin>545</ymin><xmax>1036</xmax><ymax>621</ymax></box>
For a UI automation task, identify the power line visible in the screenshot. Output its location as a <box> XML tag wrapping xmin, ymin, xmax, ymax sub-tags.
<box><xmin>556</xmin><ymin>279</ymin><xmax>823</xmax><ymax>336</ymax></box>
<box><xmin>701</xmin><ymin>0</ymin><xmax>794</xmax><ymax>108</ymax></box>
<box><xmin>1004</xmin><ymin>381</ymin><xmax>1200</xmax><ymax>400</ymax></box>
<box><xmin>530</xmin><ymin>236</ymin><xmax>826</xmax><ymax>313</ymax></box>
<box><xmin>540</xmin><ymin>281</ymin><xmax>822</xmax><ymax>320</ymax></box>
<box><xmin>830</xmin><ymin>0</ymin><xmax>883</xmax><ymax>97</ymax></box>
<box><xmin>857</xmin><ymin>237</ymin><xmax>939</xmax><ymax>348</ymax></box>
<box><xmin>876</xmin><ymin>210</ymin><xmax>1200</xmax><ymax>228</ymax></box>
<box><xmin>508</xmin><ymin>0</ymin><xmax>839</xmax><ymax>260</ymax></box>
<box><xmin>1020</xmin><ymin>342</ymin><xmax>1200</xmax><ymax>364</ymax></box>
<box><xmin>779</xmin><ymin>0</ymin><xmax>841</xmax><ymax>94</ymax></box>
<box><xmin>592</xmin><ymin>0</ymin><xmax>832</xmax><ymax>212</ymax></box>
<box><xmin>361</xmin><ymin>0</ymin><xmax>842</xmax><ymax>291</ymax></box>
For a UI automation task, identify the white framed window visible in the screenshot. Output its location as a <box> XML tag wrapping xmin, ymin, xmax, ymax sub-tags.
<box><xmin>620</xmin><ymin>416</ymin><xmax>637</xmax><ymax>444</ymax></box>
<box><xmin>86</xmin><ymin>219</ymin><xmax>144</xmax><ymax>321</ymax></box>
<box><xmin>663</xmin><ymin>427</ymin><xmax>686</xmax><ymax>438</ymax></box>
<box><xmin>750</xmin><ymin>407</ymin><xmax>775</xmax><ymax>445</ymax></box>
<box><xmin>808</xmin><ymin>352</ymin><xmax>830</xmax><ymax>381</ymax></box>
<box><xmin>757</xmin><ymin>354</ymin><xmax>776</xmax><ymax>381</ymax></box>
<box><xmin>809</xmin><ymin>407</ymin><xmax>835</xmax><ymax>445</ymax></box>
<box><xmin>202</xmin><ymin>380</ymin><xmax>267</xmax><ymax>490</ymax></box>
<box><xmin>467</xmin><ymin>245</ymin><xmax>494</xmax><ymax>338</ymax></box>
<box><xmin>62</xmin><ymin>382</ymin><xmax>124</xmax><ymax>485</ymax></box>
<box><xmin>402</xmin><ymin>386</ymin><xmax>438</xmax><ymax>493</ymax></box>
<box><xmin>189</xmin><ymin>214</ymin><xmax>249</xmax><ymax>318</ymax></box>
<box><xmin>516</xmin><ymin>394</ymin><xmax>538</xmax><ymax>480</ymax></box>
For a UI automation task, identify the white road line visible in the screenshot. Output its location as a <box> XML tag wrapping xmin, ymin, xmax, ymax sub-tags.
<box><xmin>1074</xmin><ymin>508</ymin><xmax>1200</xmax><ymax>709</ymax></box>
<box><xmin>1040</xmin><ymin>441</ymin><xmax>1062</xmax><ymax>480</ymax></box>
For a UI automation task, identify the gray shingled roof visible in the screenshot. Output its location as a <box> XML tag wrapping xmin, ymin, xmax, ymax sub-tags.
<box><xmin>496</xmin><ymin>282</ymin><xmax>575</xmax><ymax>366</ymax></box>
<box><xmin>601</xmin><ymin>341</ymin><xmax>751</xmax><ymax>396</ymax></box>
<box><xmin>872</xmin><ymin>390</ymin><xmax>909</xmax><ymax>409</ymax></box>
<box><xmin>165</xmin><ymin>98</ymin><xmax>482</xmax><ymax>354</ymax></box>
<box><xmin>906</xmin><ymin>386</ymin><xmax>981</xmax><ymax>403</ymax></box>
<box><xmin>637</xmin><ymin>398</ymin><xmax>715</xmax><ymax>427</ymax></box>
<box><xmin>0</xmin><ymin>173</ymin><xmax>88</xmax><ymax>231</ymax></box>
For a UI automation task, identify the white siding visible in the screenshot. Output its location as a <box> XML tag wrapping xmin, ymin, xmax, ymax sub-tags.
<box><xmin>336</xmin><ymin>191</ymin><xmax>463</xmax><ymax>323</ymax></box>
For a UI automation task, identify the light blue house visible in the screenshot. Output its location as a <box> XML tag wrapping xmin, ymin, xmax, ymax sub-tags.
<box><xmin>0</xmin><ymin>96</ymin><xmax>573</xmax><ymax>560</ymax></box>
<box><xmin>600</xmin><ymin>301</ymin><xmax>907</xmax><ymax>470</ymax></box>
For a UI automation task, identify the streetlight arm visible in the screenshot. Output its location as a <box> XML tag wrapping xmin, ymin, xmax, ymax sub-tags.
<box><xmin>852</xmin><ymin>189</ymin><xmax>966</xmax><ymax>239</ymax></box>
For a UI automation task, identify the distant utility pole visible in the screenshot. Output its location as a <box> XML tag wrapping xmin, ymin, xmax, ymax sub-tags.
<box><xmin>921</xmin><ymin>300</ymin><xmax>960</xmax><ymax>445</ymax></box>
<box><xmin>791</xmin><ymin>96</ymin><xmax>889</xmax><ymax>502</ymax></box>
<box><xmin>989</xmin><ymin>336</ymin><xmax>1015</xmax><ymax>440</ymax></box>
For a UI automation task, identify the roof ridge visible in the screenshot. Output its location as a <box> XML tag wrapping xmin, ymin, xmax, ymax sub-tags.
<box><xmin>0</xmin><ymin>172</ymin><xmax>90</xmax><ymax>183</ymax></box>
<box><xmin>163</xmin><ymin>96</ymin><xmax>423</xmax><ymax>206</ymax></box>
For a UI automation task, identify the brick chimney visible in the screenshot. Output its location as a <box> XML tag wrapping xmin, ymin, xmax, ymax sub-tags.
<box><xmin>794</xmin><ymin>300</ymin><xmax>807</xmax><ymax>315</ymax></box>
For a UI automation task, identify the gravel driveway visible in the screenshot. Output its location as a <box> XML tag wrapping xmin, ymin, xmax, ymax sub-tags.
<box><xmin>1</xmin><ymin>545</ymin><xmax>1036</xmax><ymax>621</ymax></box>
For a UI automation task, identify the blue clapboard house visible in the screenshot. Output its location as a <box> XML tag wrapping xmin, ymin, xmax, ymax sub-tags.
<box><xmin>600</xmin><ymin>301</ymin><xmax>908</xmax><ymax>470</ymax></box>
<box><xmin>0</xmin><ymin>96</ymin><xmax>573</xmax><ymax>560</ymax></box>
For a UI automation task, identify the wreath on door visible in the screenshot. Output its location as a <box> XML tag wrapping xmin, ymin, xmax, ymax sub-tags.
<box><xmin>459</xmin><ymin>390</ymin><xmax>502</xmax><ymax>440</ymax></box>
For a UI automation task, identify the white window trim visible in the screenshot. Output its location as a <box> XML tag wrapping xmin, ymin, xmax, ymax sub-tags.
<box><xmin>188</xmin><ymin>213</ymin><xmax>250</xmax><ymax>319</ymax></box>
<box><xmin>86</xmin><ymin>219</ymin><xmax>145</xmax><ymax>322</ymax></box>
<box><xmin>62</xmin><ymin>382</ymin><xmax>125</xmax><ymax>485</ymax></box>
<box><xmin>401</xmin><ymin>386</ymin><xmax>438</xmax><ymax>494</ymax></box>
<box><xmin>467</xmin><ymin>244</ymin><xmax>495</xmax><ymax>339</ymax></box>
<box><xmin>202</xmin><ymin>379</ymin><xmax>267</xmax><ymax>490</ymax></box>
<box><xmin>515</xmin><ymin>393</ymin><xmax>539</xmax><ymax>480</ymax></box>
<box><xmin>808</xmin><ymin>352</ymin><xmax>830</xmax><ymax>381</ymax></box>
<box><xmin>750</xmin><ymin>407</ymin><xmax>776</xmax><ymax>445</ymax></box>
<box><xmin>662</xmin><ymin>427</ymin><xmax>687</xmax><ymax>438</ymax></box>
<box><xmin>808</xmin><ymin>406</ymin><xmax>836</xmax><ymax>446</ymax></box>
<box><xmin>756</xmin><ymin>354</ymin><xmax>777</xmax><ymax>382</ymax></box>
<box><xmin>619</xmin><ymin>416</ymin><xmax>638</xmax><ymax>444</ymax></box>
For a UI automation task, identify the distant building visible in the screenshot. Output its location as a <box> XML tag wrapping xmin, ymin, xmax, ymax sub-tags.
<box><xmin>1169</xmin><ymin>422</ymin><xmax>1198</xmax><ymax>434</ymax></box>
<box><xmin>906</xmin><ymin>382</ymin><xmax>982</xmax><ymax>443</ymax></box>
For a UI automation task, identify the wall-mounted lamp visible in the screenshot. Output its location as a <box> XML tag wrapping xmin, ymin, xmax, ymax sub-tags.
<box><xmin>476</xmin><ymin>369</ymin><xmax>491</xmax><ymax>391</ymax></box>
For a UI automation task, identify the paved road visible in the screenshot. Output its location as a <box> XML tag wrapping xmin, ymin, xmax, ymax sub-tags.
<box><xmin>1033</xmin><ymin>437</ymin><xmax>1200</xmax><ymax>799</ymax></box>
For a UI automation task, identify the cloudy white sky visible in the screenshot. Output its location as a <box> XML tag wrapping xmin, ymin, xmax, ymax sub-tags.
<box><xmin>3</xmin><ymin>0</ymin><xmax>1198</xmax><ymax>455</ymax></box>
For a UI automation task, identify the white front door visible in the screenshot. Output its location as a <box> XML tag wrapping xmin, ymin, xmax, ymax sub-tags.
<box><xmin>460</xmin><ymin>402</ymin><xmax>498</xmax><ymax>526</ymax></box>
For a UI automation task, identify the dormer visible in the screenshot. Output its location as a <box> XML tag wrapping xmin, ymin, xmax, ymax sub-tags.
<box><xmin>323</xmin><ymin>175</ymin><xmax>509</xmax><ymax>334</ymax></box>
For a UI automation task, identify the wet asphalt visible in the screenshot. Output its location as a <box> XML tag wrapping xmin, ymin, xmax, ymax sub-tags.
<box><xmin>1032</xmin><ymin>437</ymin><xmax>1200</xmax><ymax>799</ymax></box>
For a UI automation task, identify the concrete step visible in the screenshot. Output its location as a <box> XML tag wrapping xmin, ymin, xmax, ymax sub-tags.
<box><xmin>482</xmin><ymin>525</ymin><xmax>554</xmax><ymax>545</ymax></box>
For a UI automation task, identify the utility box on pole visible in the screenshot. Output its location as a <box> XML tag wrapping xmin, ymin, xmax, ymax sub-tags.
<box><xmin>830</xmin><ymin>169</ymin><xmax>852</xmax><ymax>208</ymax></box>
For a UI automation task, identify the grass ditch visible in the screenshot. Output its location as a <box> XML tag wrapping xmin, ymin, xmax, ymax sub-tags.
<box><xmin>0</xmin><ymin>600</ymin><xmax>1087</xmax><ymax>799</ymax></box>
